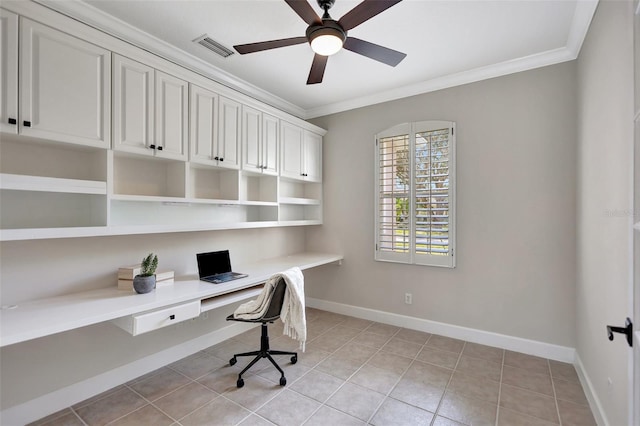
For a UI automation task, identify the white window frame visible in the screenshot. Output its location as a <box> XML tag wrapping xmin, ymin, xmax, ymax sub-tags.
<box><xmin>374</xmin><ymin>120</ymin><xmax>456</xmax><ymax>268</ymax></box>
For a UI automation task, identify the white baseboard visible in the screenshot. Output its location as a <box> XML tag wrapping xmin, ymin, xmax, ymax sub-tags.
<box><xmin>307</xmin><ymin>297</ymin><xmax>576</xmax><ymax>363</ymax></box>
<box><xmin>0</xmin><ymin>322</ymin><xmax>254</xmax><ymax>426</ymax></box>
<box><xmin>574</xmin><ymin>353</ymin><xmax>609</xmax><ymax>426</ymax></box>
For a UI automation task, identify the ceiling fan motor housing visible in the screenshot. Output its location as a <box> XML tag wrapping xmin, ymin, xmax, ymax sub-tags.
<box><xmin>306</xmin><ymin>19</ymin><xmax>347</xmax><ymax>46</ymax></box>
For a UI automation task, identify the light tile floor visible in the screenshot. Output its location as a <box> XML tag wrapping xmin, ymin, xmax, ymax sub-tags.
<box><xmin>30</xmin><ymin>308</ymin><xmax>597</xmax><ymax>426</ymax></box>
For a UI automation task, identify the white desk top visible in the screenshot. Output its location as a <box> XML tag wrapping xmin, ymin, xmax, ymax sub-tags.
<box><xmin>0</xmin><ymin>252</ymin><xmax>343</xmax><ymax>347</ymax></box>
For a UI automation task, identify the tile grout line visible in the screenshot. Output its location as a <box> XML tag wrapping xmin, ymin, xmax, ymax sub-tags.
<box><xmin>69</xmin><ymin>408</ymin><xmax>89</xmax><ymax>426</ymax></box>
<box><xmin>429</xmin><ymin>340</ymin><xmax>466</xmax><ymax>426</ymax></box>
<box><xmin>549</xmin><ymin>359</ymin><xmax>563</xmax><ymax>426</ymax></box>
<box><xmin>494</xmin><ymin>347</ymin><xmax>506</xmax><ymax>426</ymax></box>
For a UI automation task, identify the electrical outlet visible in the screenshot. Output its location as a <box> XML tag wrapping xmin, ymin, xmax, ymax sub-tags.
<box><xmin>405</xmin><ymin>293</ymin><xmax>412</xmax><ymax>305</ymax></box>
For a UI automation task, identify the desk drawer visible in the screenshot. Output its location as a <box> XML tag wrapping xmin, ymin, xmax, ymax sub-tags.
<box><xmin>112</xmin><ymin>300</ymin><xmax>201</xmax><ymax>336</ymax></box>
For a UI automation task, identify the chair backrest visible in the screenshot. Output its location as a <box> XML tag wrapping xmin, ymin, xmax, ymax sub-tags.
<box><xmin>261</xmin><ymin>278</ymin><xmax>287</xmax><ymax>322</ymax></box>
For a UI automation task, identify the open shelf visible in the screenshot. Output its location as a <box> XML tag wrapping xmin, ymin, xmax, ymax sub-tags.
<box><xmin>278</xmin><ymin>197</ymin><xmax>321</xmax><ymax>205</ymax></box>
<box><xmin>1</xmin><ymin>191</ymin><xmax>107</xmax><ymax>229</ymax></box>
<box><xmin>0</xmin><ymin>173</ymin><xmax>107</xmax><ymax>194</ymax></box>
<box><xmin>240</xmin><ymin>173</ymin><xmax>277</xmax><ymax>203</ymax></box>
<box><xmin>0</xmin><ymin>137</ymin><xmax>108</xmax><ymax>182</ymax></box>
<box><xmin>278</xmin><ymin>204</ymin><xmax>322</xmax><ymax>222</ymax></box>
<box><xmin>113</xmin><ymin>154</ymin><xmax>186</xmax><ymax>198</ymax></box>
<box><xmin>189</xmin><ymin>166</ymin><xmax>239</xmax><ymax>201</ymax></box>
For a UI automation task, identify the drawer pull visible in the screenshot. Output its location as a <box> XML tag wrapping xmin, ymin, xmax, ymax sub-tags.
<box><xmin>169</xmin><ymin>314</ymin><xmax>175</xmax><ymax>320</ymax></box>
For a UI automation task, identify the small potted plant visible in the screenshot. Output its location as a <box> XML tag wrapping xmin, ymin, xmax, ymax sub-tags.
<box><xmin>133</xmin><ymin>253</ymin><xmax>158</xmax><ymax>294</ymax></box>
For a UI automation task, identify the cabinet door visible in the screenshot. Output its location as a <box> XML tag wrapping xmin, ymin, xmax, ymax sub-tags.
<box><xmin>262</xmin><ymin>113</ymin><xmax>279</xmax><ymax>176</ymax></box>
<box><xmin>154</xmin><ymin>70</ymin><xmax>188</xmax><ymax>161</ymax></box>
<box><xmin>189</xmin><ymin>84</ymin><xmax>218</xmax><ymax>166</ymax></box>
<box><xmin>280</xmin><ymin>121</ymin><xmax>304</xmax><ymax>180</ymax></box>
<box><xmin>304</xmin><ymin>131</ymin><xmax>322</xmax><ymax>182</ymax></box>
<box><xmin>0</xmin><ymin>10</ymin><xmax>18</xmax><ymax>134</ymax></box>
<box><xmin>20</xmin><ymin>18</ymin><xmax>110</xmax><ymax>148</ymax></box>
<box><xmin>217</xmin><ymin>96</ymin><xmax>241</xmax><ymax>169</ymax></box>
<box><xmin>113</xmin><ymin>54</ymin><xmax>154</xmax><ymax>156</ymax></box>
<box><xmin>242</xmin><ymin>105</ymin><xmax>262</xmax><ymax>172</ymax></box>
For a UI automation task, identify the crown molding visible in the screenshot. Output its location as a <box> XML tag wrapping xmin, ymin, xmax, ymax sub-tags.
<box><xmin>566</xmin><ymin>0</ymin><xmax>599</xmax><ymax>56</ymax></box>
<box><xmin>32</xmin><ymin>0</ymin><xmax>307</xmax><ymax>119</ymax></box>
<box><xmin>304</xmin><ymin>47</ymin><xmax>577</xmax><ymax>118</ymax></box>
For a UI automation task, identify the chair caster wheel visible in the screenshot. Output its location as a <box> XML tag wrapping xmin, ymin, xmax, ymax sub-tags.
<box><xmin>279</xmin><ymin>377</ymin><xmax>286</xmax><ymax>386</ymax></box>
<box><xmin>290</xmin><ymin>355</ymin><xmax>298</xmax><ymax>364</ymax></box>
<box><xmin>237</xmin><ymin>378</ymin><xmax>244</xmax><ymax>388</ymax></box>
<box><xmin>229</xmin><ymin>357</ymin><xmax>237</xmax><ymax>366</ymax></box>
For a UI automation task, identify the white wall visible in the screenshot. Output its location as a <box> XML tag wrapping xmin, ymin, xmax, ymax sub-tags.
<box><xmin>0</xmin><ymin>227</ymin><xmax>305</xmax><ymax>410</ymax></box>
<box><xmin>306</xmin><ymin>62</ymin><xmax>578</xmax><ymax>347</ymax></box>
<box><xmin>575</xmin><ymin>1</ymin><xmax>635</xmax><ymax>425</ymax></box>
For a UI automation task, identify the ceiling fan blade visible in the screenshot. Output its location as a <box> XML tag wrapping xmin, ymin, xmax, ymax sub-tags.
<box><xmin>234</xmin><ymin>37</ymin><xmax>308</xmax><ymax>54</ymax></box>
<box><xmin>285</xmin><ymin>0</ymin><xmax>322</xmax><ymax>26</ymax></box>
<box><xmin>343</xmin><ymin>37</ymin><xmax>406</xmax><ymax>66</ymax></box>
<box><xmin>338</xmin><ymin>0</ymin><xmax>403</xmax><ymax>31</ymax></box>
<box><xmin>307</xmin><ymin>54</ymin><xmax>328</xmax><ymax>84</ymax></box>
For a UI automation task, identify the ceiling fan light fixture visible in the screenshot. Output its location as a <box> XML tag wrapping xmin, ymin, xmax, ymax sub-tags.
<box><xmin>307</xmin><ymin>21</ymin><xmax>346</xmax><ymax>56</ymax></box>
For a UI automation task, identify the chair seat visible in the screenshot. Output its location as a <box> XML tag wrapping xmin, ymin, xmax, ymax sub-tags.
<box><xmin>226</xmin><ymin>313</ymin><xmax>277</xmax><ymax>323</ymax></box>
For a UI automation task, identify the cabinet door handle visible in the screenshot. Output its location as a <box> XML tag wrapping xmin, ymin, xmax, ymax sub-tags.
<box><xmin>149</xmin><ymin>144</ymin><xmax>156</xmax><ymax>149</ymax></box>
<box><xmin>8</xmin><ymin>118</ymin><xmax>16</xmax><ymax>125</ymax></box>
<box><xmin>214</xmin><ymin>156</ymin><xmax>219</xmax><ymax>160</ymax></box>
<box><xmin>219</xmin><ymin>157</ymin><xmax>224</xmax><ymax>162</ymax></box>
<box><xmin>157</xmin><ymin>146</ymin><xmax>163</xmax><ymax>151</ymax></box>
<box><xmin>169</xmin><ymin>314</ymin><xmax>176</xmax><ymax>320</ymax></box>
<box><xmin>23</xmin><ymin>120</ymin><xmax>31</xmax><ymax>127</ymax></box>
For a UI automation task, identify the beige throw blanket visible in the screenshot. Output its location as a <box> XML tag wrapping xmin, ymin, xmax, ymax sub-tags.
<box><xmin>233</xmin><ymin>267</ymin><xmax>306</xmax><ymax>351</ymax></box>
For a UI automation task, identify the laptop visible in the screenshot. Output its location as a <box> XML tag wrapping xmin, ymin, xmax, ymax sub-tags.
<box><xmin>197</xmin><ymin>250</ymin><xmax>248</xmax><ymax>284</ymax></box>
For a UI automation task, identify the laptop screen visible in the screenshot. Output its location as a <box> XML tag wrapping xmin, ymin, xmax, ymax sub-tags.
<box><xmin>196</xmin><ymin>250</ymin><xmax>232</xmax><ymax>279</ymax></box>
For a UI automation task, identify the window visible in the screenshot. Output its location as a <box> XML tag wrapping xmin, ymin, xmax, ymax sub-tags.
<box><xmin>375</xmin><ymin>121</ymin><xmax>456</xmax><ymax>267</ymax></box>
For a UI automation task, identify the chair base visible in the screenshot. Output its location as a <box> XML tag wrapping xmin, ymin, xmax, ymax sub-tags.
<box><xmin>229</xmin><ymin>322</ymin><xmax>297</xmax><ymax>388</ymax></box>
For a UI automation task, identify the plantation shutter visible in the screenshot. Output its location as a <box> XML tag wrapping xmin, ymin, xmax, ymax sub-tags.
<box><xmin>375</xmin><ymin>123</ymin><xmax>411</xmax><ymax>263</ymax></box>
<box><xmin>375</xmin><ymin>121</ymin><xmax>456</xmax><ymax>267</ymax></box>
<box><xmin>413</xmin><ymin>121</ymin><xmax>455</xmax><ymax>267</ymax></box>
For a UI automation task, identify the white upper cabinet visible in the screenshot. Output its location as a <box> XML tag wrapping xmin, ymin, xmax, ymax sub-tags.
<box><xmin>303</xmin><ymin>130</ymin><xmax>322</xmax><ymax>182</ymax></box>
<box><xmin>20</xmin><ymin>18</ymin><xmax>111</xmax><ymax>148</ymax></box>
<box><xmin>217</xmin><ymin>96</ymin><xmax>241</xmax><ymax>169</ymax></box>
<box><xmin>0</xmin><ymin>9</ymin><xmax>18</xmax><ymax>134</ymax></box>
<box><xmin>280</xmin><ymin>121</ymin><xmax>304</xmax><ymax>180</ymax></box>
<box><xmin>189</xmin><ymin>84</ymin><xmax>218</xmax><ymax>166</ymax></box>
<box><xmin>154</xmin><ymin>70</ymin><xmax>187</xmax><ymax>161</ymax></box>
<box><xmin>262</xmin><ymin>113</ymin><xmax>279</xmax><ymax>175</ymax></box>
<box><xmin>113</xmin><ymin>54</ymin><xmax>187</xmax><ymax>160</ymax></box>
<box><xmin>280</xmin><ymin>121</ymin><xmax>322</xmax><ymax>182</ymax></box>
<box><xmin>242</xmin><ymin>105</ymin><xmax>261</xmax><ymax>173</ymax></box>
<box><xmin>190</xmin><ymin>87</ymin><xmax>240</xmax><ymax>169</ymax></box>
<box><xmin>243</xmin><ymin>107</ymin><xmax>279</xmax><ymax>175</ymax></box>
<box><xmin>113</xmin><ymin>54</ymin><xmax>154</xmax><ymax>155</ymax></box>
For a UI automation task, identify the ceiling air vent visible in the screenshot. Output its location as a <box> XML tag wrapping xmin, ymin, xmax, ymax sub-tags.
<box><xmin>193</xmin><ymin>34</ymin><xmax>235</xmax><ymax>58</ymax></box>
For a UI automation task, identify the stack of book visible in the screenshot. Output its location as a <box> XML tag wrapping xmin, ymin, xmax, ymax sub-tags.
<box><xmin>117</xmin><ymin>265</ymin><xmax>175</xmax><ymax>291</ymax></box>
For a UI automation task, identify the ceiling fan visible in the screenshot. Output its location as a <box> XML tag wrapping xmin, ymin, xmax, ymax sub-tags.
<box><xmin>233</xmin><ymin>0</ymin><xmax>407</xmax><ymax>85</ymax></box>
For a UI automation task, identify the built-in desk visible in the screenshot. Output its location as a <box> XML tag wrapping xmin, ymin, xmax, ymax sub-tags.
<box><xmin>0</xmin><ymin>252</ymin><xmax>343</xmax><ymax>347</ymax></box>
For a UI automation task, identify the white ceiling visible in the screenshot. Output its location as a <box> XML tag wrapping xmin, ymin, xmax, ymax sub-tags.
<box><xmin>39</xmin><ymin>0</ymin><xmax>598</xmax><ymax>118</ymax></box>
